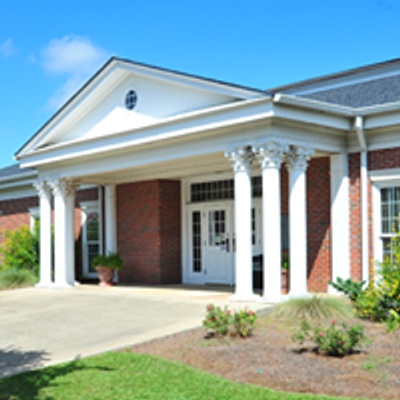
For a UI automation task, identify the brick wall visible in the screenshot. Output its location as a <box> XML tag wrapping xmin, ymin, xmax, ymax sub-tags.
<box><xmin>349</xmin><ymin>153</ymin><xmax>362</xmax><ymax>281</ymax></box>
<box><xmin>116</xmin><ymin>180</ymin><xmax>181</xmax><ymax>284</ymax></box>
<box><xmin>279</xmin><ymin>158</ymin><xmax>331</xmax><ymax>293</ymax></box>
<box><xmin>0</xmin><ymin>196</ymin><xmax>39</xmax><ymax>245</ymax></box>
<box><xmin>306</xmin><ymin>157</ymin><xmax>331</xmax><ymax>292</ymax></box>
<box><xmin>0</xmin><ymin>188</ymin><xmax>98</xmax><ymax>279</ymax></box>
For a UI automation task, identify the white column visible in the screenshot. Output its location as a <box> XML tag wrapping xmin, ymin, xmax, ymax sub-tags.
<box><xmin>329</xmin><ymin>153</ymin><xmax>350</xmax><ymax>293</ymax></box>
<box><xmin>360</xmin><ymin>151</ymin><xmax>370</xmax><ymax>283</ymax></box>
<box><xmin>50</xmin><ymin>179</ymin><xmax>80</xmax><ymax>287</ymax></box>
<box><xmin>34</xmin><ymin>180</ymin><xmax>53</xmax><ymax>287</ymax></box>
<box><xmin>254</xmin><ymin>141</ymin><xmax>288</xmax><ymax>303</ymax></box>
<box><xmin>105</xmin><ymin>185</ymin><xmax>117</xmax><ymax>254</ymax></box>
<box><xmin>225</xmin><ymin>146</ymin><xmax>256</xmax><ymax>301</ymax></box>
<box><xmin>286</xmin><ymin>146</ymin><xmax>314</xmax><ymax>298</ymax></box>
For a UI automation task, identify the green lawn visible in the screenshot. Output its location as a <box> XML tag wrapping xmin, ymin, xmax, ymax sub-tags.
<box><xmin>0</xmin><ymin>352</ymin><xmax>372</xmax><ymax>400</ymax></box>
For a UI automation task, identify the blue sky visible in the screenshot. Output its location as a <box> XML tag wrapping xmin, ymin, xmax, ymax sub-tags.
<box><xmin>0</xmin><ymin>0</ymin><xmax>399</xmax><ymax>167</ymax></box>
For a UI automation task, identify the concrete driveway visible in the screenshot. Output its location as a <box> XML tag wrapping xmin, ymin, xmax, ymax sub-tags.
<box><xmin>0</xmin><ymin>285</ymin><xmax>270</xmax><ymax>378</ymax></box>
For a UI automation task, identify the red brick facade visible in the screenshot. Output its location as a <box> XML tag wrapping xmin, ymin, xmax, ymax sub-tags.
<box><xmin>116</xmin><ymin>180</ymin><xmax>181</xmax><ymax>284</ymax></box>
<box><xmin>0</xmin><ymin>188</ymin><xmax>98</xmax><ymax>278</ymax></box>
<box><xmin>279</xmin><ymin>158</ymin><xmax>331</xmax><ymax>293</ymax></box>
<box><xmin>0</xmin><ymin>196</ymin><xmax>39</xmax><ymax>245</ymax></box>
<box><xmin>349</xmin><ymin>153</ymin><xmax>362</xmax><ymax>281</ymax></box>
<box><xmin>306</xmin><ymin>157</ymin><xmax>331</xmax><ymax>292</ymax></box>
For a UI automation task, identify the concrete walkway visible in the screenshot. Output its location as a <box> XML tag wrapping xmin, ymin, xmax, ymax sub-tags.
<box><xmin>0</xmin><ymin>285</ymin><xmax>271</xmax><ymax>378</ymax></box>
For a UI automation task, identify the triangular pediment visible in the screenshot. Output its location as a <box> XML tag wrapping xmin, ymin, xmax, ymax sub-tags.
<box><xmin>18</xmin><ymin>58</ymin><xmax>263</xmax><ymax>155</ymax></box>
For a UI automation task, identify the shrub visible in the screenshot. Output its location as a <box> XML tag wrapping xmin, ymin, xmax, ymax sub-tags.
<box><xmin>203</xmin><ymin>304</ymin><xmax>232</xmax><ymax>336</ymax></box>
<box><xmin>386</xmin><ymin>310</ymin><xmax>400</xmax><ymax>333</ymax></box>
<box><xmin>0</xmin><ymin>268</ymin><xmax>38</xmax><ymax>289</ymax></box>
<box><xmin>202</xmin><ymin>304</ymin><xmax>257</xmax><ymax>337</ymax></box>
<box><xmin>343</xmin><ymin>234</ymin><xmax>400</xmax><ymax>322</ymax></box>
<box><xmin>273</xmin><ymin>295</ymin><xmax>353</xmax><ymax>322</ymax></box>
<box><xmin>329</xmin><ymin>277</ymin><xmax>366</xmax><ymax>302</ymax></box>
<box><xmin>0</xmin><ymin>224</ymin><xmax>39</xmax><ymax>275</ymax></box>
<box><xmin>232</xmin><ymin>308</ymin><xmax>257</xmax><ymax>337</ymax></box>
<box><xmin>293</xmin><ymin>319</ymin><xmax>370</xmax><ymax>357</ymax></box>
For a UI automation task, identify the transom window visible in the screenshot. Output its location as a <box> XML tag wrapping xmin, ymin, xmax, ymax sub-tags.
<box><xmin>190</xmin><ymin>177</ymin><xmax>262</xmax><ymax>203</ymax></box>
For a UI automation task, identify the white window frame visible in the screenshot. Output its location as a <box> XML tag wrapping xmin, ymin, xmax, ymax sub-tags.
<box><xmin>80</xmin><ymin>200</ymin><xmax>103</xmax><ymax>278</ymax></box>
<box><xmin>29</xmin><ymin>207</ymin><xmax>40</xmax><ymax>233</ymax></box>
<box><xmin>369</xmin><ymin>168</ymin><xmax>400</xmax><ymax>265</ymax></box>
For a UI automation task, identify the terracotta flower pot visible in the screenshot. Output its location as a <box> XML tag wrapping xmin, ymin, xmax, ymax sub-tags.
<box><xmin>95</xmin><ymin>266</ymin><xmax>115</xmax><ymax>287</ymax></box>
<box><xmin>281</xmin><ymin>269</ymin><xmax>290</xmax><ymax>294</ymax></box>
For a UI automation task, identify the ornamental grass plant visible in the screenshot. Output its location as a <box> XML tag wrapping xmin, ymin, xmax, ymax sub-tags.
<box><xmin>273</xmin><ymin>295</ymin><xmax>353</xmax><ymax>322</ymax></box>
<box><xmin>0</xmin><ymin>268</ymin><xmax>38</xmax><ymax>289</ymax></box>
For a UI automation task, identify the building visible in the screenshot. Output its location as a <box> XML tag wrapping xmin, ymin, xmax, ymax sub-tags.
<box><xmin>1</xmin><ymin>56</ymin><xmax>400</xmax><ymax>302</ymax></box>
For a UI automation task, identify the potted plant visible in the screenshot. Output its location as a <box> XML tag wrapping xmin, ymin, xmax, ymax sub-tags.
<box><xmin>92</xmin><ymin>252</ymin><xmax>123</xmax><ymax>287</ymax></box>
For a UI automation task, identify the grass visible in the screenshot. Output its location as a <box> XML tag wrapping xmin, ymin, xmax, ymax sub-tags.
<box><xmin>0</xmin><ymin>268</ymin><xmax>37</xmax><ymax>289</ymax></box>
<box><xmin>0</xmin><ymin>352</ymin><xmax>372</xmax><ymax>400</ymax></box>
<box><xmin>272</xmin><ymin>295</ymin><xmax>353</xmax><ymax>322</ymax></box>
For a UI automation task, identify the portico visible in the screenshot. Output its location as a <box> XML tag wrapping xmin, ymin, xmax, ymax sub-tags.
<box><xmin>13</xmin><ymin>57</ymin><xmax>356</xmax><ymax>301</ymax></box>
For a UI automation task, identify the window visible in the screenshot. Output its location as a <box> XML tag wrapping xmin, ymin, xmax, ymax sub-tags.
<box><xmin>190</xmin><ymin>177</ymin><xmax>262</xmax><ymax>203</ymax></box>
<box><xmin>81</xmin><ymin>201</ymin><xmax>102</xmax><ymax>276</ymax></box>
<box><xmin>125</xmin><ymin>90</ymin><xmax>138</xmax><ymax>110</ymax></box>
<box><xmin>380</xmin><ymin>187</ymin><xmax>400</xmax><ymax>260</ymax></box>
<box><xmin>29</xmin><ymin>207</ymin><xmax>40</xmax><ymax>233</ymax></box>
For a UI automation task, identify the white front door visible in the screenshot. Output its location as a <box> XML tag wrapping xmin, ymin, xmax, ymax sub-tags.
<box><xmin>205</xmin><ymin>204</ymin><xmax>233</xmax><ymax>284</ymax></box>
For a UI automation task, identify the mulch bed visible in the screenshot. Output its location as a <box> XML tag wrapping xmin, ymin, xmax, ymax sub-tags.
<box><xmin>128</xmin><ymin>317</ymin><xmax>400</xmax><ymax>400</ymax></box>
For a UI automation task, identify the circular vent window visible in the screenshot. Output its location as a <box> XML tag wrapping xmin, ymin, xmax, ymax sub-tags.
<box><xmin>125</xmin><ymin>90</ymin><xmax>138</xmax><ymax>110</ymax></box>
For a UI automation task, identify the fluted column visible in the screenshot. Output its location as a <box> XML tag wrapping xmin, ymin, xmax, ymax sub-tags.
<box><xmin>50</xmin><ymin>179</ymin><xmax>80</xmax><ymax>287</ymax></box>
<box><xmin>225</xmin><ymin>146</ymin><xmax>255</xmax><ymax>301</ymax></box>
<box><xmin>33</xmin><ymin>180</ymin><xmax>53</xmax><ymax>287</ymax></box>
<box><xmin>286</xmin><ymin>146</ymin><xmax>314</xmax><ymax>298</ymax></box>
<box><xmin>254</xmin><ymin>141</ymin><xmax>289</xmax><ymax>303</ymax></box>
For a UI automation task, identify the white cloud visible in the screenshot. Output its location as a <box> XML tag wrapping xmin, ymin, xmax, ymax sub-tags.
<box><xmin>0</xmin><ymin>39</ymin><xmax>18</xmax><ymax>57</ymax></box>
<box><xmin>40</xmin><ymin>35</ymin><xmax>110</xmax><ymax>109</ymax></box>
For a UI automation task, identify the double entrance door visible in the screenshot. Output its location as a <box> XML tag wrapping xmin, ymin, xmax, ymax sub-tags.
<box><xmin>187</xmin><ymin>200</ymin><xmax>262</xmax><ymax>285</ymax></box>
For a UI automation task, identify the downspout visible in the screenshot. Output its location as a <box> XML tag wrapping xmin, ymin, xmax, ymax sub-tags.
<box><xmin>355</xmin><ymin>116</ymin><xmax>369</xmax><ymax>283</ymax></box>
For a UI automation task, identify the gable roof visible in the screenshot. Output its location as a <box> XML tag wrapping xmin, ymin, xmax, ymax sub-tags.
<box><xmin>268</xmin><ymin>57</ymin><xmax>400</xmax><ymax>93</ymax></box>
<box><xmin>15</xmin><ymin>57</ymin><xmax>268</xmax><ymax>158</ymax></box>
<box><xmin>0</xmin><ymin>163</ymin><xmax>37</xmax><ymax>182</ymax></box>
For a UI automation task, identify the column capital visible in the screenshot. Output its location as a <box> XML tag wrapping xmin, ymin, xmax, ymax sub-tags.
<box><xmin>50</xmin><ymin>178</ymin><xmax>80</xmax><ymax>198</ymax></box>
<box><xmin>286</xmin><ymin>146</ymin><xmax>314</xmax><ymax>171</ymax></box>
<box><xmin>33</xmin><ymin>180</ymin><xmax>52</xmax><ymax>199</ymax></box>
<box><xmin>225</xmin><ymin>146</ymin><xmax>253</xmax><ymax>173</ymax></box>
<box><xmin>253</xmin><ymin>141</ymin><xmax>289</xmax><ymax>170</ymax></box>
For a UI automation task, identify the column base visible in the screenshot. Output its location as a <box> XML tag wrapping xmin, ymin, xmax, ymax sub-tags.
<box><xmin>35</xmin><ymin>282</ymin><xmax>54</xmax><ymax>288</ymax></box>
<box><xmin>258</xmin><ymin>294</ymin><xmax>283</xmax><ymax>304</ymax></box>
<box><xmin>52</xmin><ymin>282</ymin><xmax>75</xmax><ymax>289</ymax></box>
<box><xmin>287</xmin><ymin>291</ymin><xmax>313</xmax><ymax>299</ymax></box>
<box><xmin>229</xmin><ymin>293</ymin><xmax>258</xmax><ymax>302</ymax></box>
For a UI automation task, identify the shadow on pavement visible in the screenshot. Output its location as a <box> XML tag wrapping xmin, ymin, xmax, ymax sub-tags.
<box><xmin>0</xmin><ymin>346</ymin><xmax>51</xmax><ymax>379</ymax></box>
<box><xmin>0</xmin><ymin>350</ymin><xmax>113</xmax><ymax>400</ymax></box>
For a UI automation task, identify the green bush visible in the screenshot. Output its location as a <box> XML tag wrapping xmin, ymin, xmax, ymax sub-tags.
<box><xmin>337</xmin><ymin>234</ymin><xmax>400</xmax><ymax>322</ymax></box>
<box><xmin>203</xmin><ymin>304</ymin><xmax>257</xmax><ymax>338</ymax></box>
<box><xmin>293</xmin><ymin>319</ymin><xmax>370</xmax><ymax>357</ymax></box>
<box><xmin>231</xmin><ymin>308</ymin><xmax>257</xmax><ymax>337</ymax></box>
<box><xmin>203</xmin><ymin>304</ymin><xmax>232</xmax><ymax>336</ymax></box>
<box><xmin>273</xmin><ymin>295</ymin><xmax>353</xmax><ymax>322</ymax></box>
<box><xmin>0</xmin><ymin>268</ymin><xmax>38</xmax><ymax>289</ymax></box>
<box><xmin>329</xmin><ymin>277</ymin><xmax>366</xmax><ymax>302</ymax></box>
<box><xmin>0</xmin><ymin>224</ymin><xmax>39</xmax><ymax>275</ymax></box>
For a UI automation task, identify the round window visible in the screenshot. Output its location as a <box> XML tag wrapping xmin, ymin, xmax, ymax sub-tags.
<box><xmin>125</xmin><ymin>90</ymin><xmax>138</xmax><ymax>110</ymax></box>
